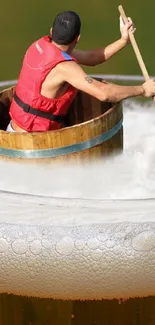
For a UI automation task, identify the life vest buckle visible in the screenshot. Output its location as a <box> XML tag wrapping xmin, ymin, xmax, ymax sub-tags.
<box><xmin>23</xmin><ymin>105</ymin><xmax>31</xmax><ymax>113</ymax></box>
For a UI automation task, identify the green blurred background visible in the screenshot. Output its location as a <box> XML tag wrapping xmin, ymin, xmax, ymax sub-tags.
<box><xmin>1</xmin><ymin>0</ymin><xmax>155</xmax><ymax>81</ymax></box>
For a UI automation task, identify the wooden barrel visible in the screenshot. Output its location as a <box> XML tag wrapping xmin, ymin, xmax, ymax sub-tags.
<box><xmin>0</xmin><ymin>294</ymin><xmax>155</xmax><ymax>325</ymax></box>
<box><xmin>0</xmin><ymin>78</ymin><xmax>123</xmax><ymax>163</ymax></box>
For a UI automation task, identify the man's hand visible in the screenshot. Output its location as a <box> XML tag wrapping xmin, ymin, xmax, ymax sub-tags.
<box><xmin>120</xmin><ymin>16</ymin><xmax>136</xmax><ymax>43</ymax></box>
<box><xmin>142</xmin><ymin>79</ymin><xmax>155</xmax><ymax>97</ymax></box>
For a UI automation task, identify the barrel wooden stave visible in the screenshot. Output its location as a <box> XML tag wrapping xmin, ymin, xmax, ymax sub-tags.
<box><xmin>0</xmin><ymin>294</ymin><xmax>155</xmax><ymax>325</ymax></box>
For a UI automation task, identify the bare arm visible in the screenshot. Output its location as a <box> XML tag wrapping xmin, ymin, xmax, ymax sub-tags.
<box><xmin>58</xmin><ymin>61</ymin><xmax>151</xmax><ymax>103</ymax></box>
<box><xmin>71</xmin><ymin>17</ymin><xmax>136</xmax><ymax>66</ymax></box>
<box><xmin>71</xmin><ymin>38</ymin><xmax>127</xmax><ymax>66</ymax></box>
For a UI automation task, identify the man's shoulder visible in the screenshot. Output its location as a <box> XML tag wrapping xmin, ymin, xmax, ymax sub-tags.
<box><xmin>58</xmin><ymin>60</ymin><xmax>78</xmax><ymax>71</ymax></box>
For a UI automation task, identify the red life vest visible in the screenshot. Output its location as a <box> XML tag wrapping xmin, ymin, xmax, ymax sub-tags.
<box><xmin>10</xmin><ymin>36</ymin><xmax>78</xmax><ymax>132</ymax></box>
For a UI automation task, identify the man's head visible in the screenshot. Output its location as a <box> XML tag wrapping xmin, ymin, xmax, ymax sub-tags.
<box><xmin>51</xmin><ymin>11</ymin><xmax>81</xmax><ymax>46</ymax></box>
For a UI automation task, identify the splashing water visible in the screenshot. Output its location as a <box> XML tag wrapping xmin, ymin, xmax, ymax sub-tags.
<box><xmin>0</xmin><ymin>99</ymin><xmax>155</xmax><ymax>201</ymax></box>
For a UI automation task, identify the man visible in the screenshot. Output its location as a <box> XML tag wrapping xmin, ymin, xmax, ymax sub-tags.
<box><xmin>7</xmin><ymin>11</ymin><xmax>155</xmax><ymax>132</ymax></box>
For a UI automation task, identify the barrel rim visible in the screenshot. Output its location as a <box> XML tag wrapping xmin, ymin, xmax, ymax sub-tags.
<box><xmin>0</xmin><ymin>105</ymin><xmax>121</xmax><ymax>139</ymax></box>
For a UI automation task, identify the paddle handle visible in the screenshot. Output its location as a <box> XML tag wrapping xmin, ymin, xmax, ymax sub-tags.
<box><xmin>118</xmin><ymin>5</ymin><xmax>150</xmax><ymax>81</ymax></box>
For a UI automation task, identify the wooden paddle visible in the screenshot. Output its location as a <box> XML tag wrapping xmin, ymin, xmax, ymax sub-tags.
<box><xmin>118</xmin><ymin>5</ymin><xmax>155</xmax><ymax>102</ymax></box>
